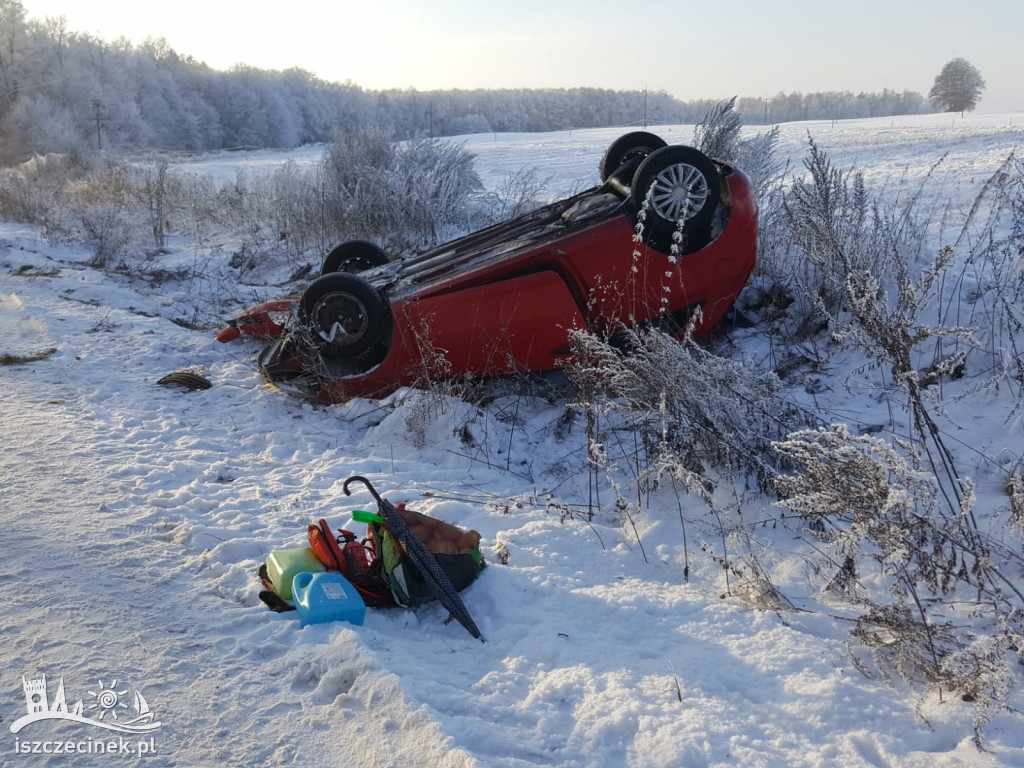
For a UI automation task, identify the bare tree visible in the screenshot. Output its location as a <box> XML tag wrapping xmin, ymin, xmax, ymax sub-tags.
<box><xmin>0</xmin><ymin>0</ymin><xmax>27</xmax><ymax>118</ymax></box>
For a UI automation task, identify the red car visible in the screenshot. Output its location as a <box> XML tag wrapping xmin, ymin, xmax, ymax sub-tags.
<box><xmin>217</xmin><ymin>132</ymin><xmax>758</xmax><ymax>402</ymax></box>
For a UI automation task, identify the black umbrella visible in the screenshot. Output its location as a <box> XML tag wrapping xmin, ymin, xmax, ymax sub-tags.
<box><xmin>344</xmin><ymin>476</ymin><xmax>484</xmax><ymax>642</ymax></box>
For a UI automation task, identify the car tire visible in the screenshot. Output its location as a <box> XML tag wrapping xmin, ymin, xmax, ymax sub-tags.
<box><xmin>599</xmin><ymin>132</ymin><xmax>668</xmax><ymax>182</ymax></box>
<box><xmin>631</xmin><ymin>145</ymin><xmax>720</xmax><ymax>243</ymax></box>
<box><xmin>298</xmin><ymin>273</ymin><xmax>391</xmax><ymax>359</ymax></box>
<box><xmin>320</xmin><ymin>240</ymin><xmax>389</xmax><ymax>276</ymax></box>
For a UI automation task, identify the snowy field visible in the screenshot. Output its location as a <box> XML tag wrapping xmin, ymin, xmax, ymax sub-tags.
<box><xmin>2</xmin><ymin>113</ymin><xmax>1024</xmax><ymax>767</ymax></box>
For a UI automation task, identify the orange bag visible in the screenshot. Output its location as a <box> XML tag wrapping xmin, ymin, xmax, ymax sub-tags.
<box><xmin>308</xmin><ymin>518</ymin><xmax>393</xmax><ymax>606</ymax></box>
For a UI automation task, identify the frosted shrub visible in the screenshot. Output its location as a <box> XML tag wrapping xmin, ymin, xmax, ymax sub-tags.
<box><xmin>0</xmin><ymin>133</ymin><xmax>484</xmax><ymax>284</ymax></box>
<box><xmin>822</xmin><ymin>241</ymin><xmax>989</xmax><ymax>592</ymax></box>
<box><xmin>562</xmin><ymin>326</ymin><xmax>810</xmax><ymax>605</ymax></box>
<box><xmin>0</xmin><ymin>170</ymin><xmax>35</xmax><ymax>222</ymax></box>
<box><xmin>956</xmin><ymin>154</ymin><xmax>1024</xmax><ymax>394</ymax></box>
<box><xmin>44</xmin><ymin>160</ymin><xmax>140</xmax><ymax>266</ymax></box>
<box><xmin>736</xmin><ymin>125</ymin><xmax>784</xmax><ymax>204</ymax></box>
<box><xmin>217</xmin><ymin>162</ymin><xmax>325</xmax><ymax>268</ymax></box>
<box><xmin>319</xmin><ymin>130</ymin><xmax>481</xmax><ymax>254</ymax></box>
<box><xmin>131</xmin><ymin>157</ymin><xmax>209</xmax><ymax>252</ymax></box>
<box><xmin>694</xmin><ymin>100</ymin><xmax>790</xmax><ymax>339</ymax></box>
<box><xmin>773</xmin><ymin>424</ymin><xmax>944</xmax><ymax>583</ymax></box>
<box><xmin>475</xmin><ymin>166</ymin><xmax>548</xmax><ymax>225</ymax></box>
<box><xmin>563</xmin><ymin>327</ymin><xmax>812</xmax><ymax>493</ymax></box>
<box><xmin>938</xmin><ymin>629</ymin><xmax>1020</xmax><ymax>749</ymax></box>
<box><xmin>0</xmin><ymin>155</ymin><xmax>210</xmax><ymax>267</ymax></box>
<box><xmin>792</xmin><ymin>143</ymin><xmax>889</xmax><ymax>312</ymax></box>
<box><xmin>693</xmin><ymin>98</ymin><xmax>743</xmax><ymax>164</ymax></box>
<box><xmin>756</xmin><ymin>141</ymin><xmax>1024</xmax><ymax>743</ymax></box>
<box><xmin>752</xmin><ymin>138</ymin><xmax>927</xmax><ymax>345</ymax></box>
<box><xmin>269</xmin><ymin>161</ymin><xmax>329</xmax><ymax>260</ymax></box>
<box><xmin>80</xmin><ymin>208</ymin><xmax>133</xmax><ymax>267</ymax></box>
<box><xmin>766</xmin><ymin>144</ymin><xmax>1022</xmax><ymax>560</ymax></box>
<box><xmin>773</xmin><ymin>423</ymin><xmax>1024</xmax><ymax>739</ymax></box>
<box><xmin>0</xmin><ymin>154</ymin><xmax>90</xmax><ymax>229</ymax></box>
<box><xmin>694</xmin><ymin>98</ymin><xmax>784</xmax><ymax>205</ymax></box>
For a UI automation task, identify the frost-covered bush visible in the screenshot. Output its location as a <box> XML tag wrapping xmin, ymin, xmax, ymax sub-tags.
<box><xmin>737</xmin><ymin>125</ymin><xmax>784</xmax><ymax>204</ymax></box>
<box><xmin>211</xmin><ymin>162</ymin><xmax>325</xmax><ymax>267</ymax></box>
<box><xmin>319</xmin><ymin>130</ymin><xmax>482</xmax><ymax>254</ymax></box>
<box><xmin>774</xmin><ymin>424</ymin><xmax>948</xmax><ymax>586</ymax></box>
<box><xmin>474</xmin><ymin>166</ymin><xmax>549</xmax><ymax>226</ymax></box>
<box><xmin>560</xmin><ymin>326</ymin><xmax>812</xmax><ymax>605</ymax></box>
<box><xmin>694</xmin><ymin>98</ymin><xmax>743</xmax><ymax>164</ymax></box>
<box><xmin>79</xmin><ymin>208</ymin><xmax>133</xmax><ymax>267</ymax></box>
<box><xmin>773</xmin><ymin>422</ymin><xmax>1024</xmax><ymax>742</ymax></box>
<box><xmin>694</xmin><ymin>99</ymin><xmax>789</xmax><ymax>338</ymax></box>
<box><xmin>746</xmin><ymin>138</ymin><xmax>945</xmax><ymax>353</ymax></box>
<box><xmin>782</xmin><ymin>139</ymin><xmax>926</xmax><ymax>326</ymax></box>
<box><xmin>0</xmin><ymin>153</ymin><xmax>91</xmax><ymax>227</ymax></box>
<box><xmin>741</xmin><ymin>138</ymin><xmax>1024</xmax><ymax>742</ymax></box>
<box><xmin>951</xmin><ymin>154</ymin><xmax>1024</xmax><ymax>397</ymax></box>
<box><xmin>0</xmin><ymin>132</ymin><xmax>485</xmax><ymax>278</ymax></box>
<box><xmin>39</xmin><ymin>159</ymin><xmax>140</xmax><ymax>266</ymax></box>
<box><xmin>0</xmin><ymin>154</ymin><xmax>218</xmax><ymax>267</ymax></box>
<box><xmin>563</xmin><ymin>327</ymin><xmax>813</xmax><ymax>494</ymax></box>
<box><xmin>219</xmin><ymin>131</ymin><xmax>483</xmax><ymax>266</ymax></box>
<box><xmin>694</xmin><ymin>98</ymin><xmax>785</xmax><ymax>204</ymax></box>
<box><xmin>0</xmin><ymin>169</ymin><xmax>38</xmax><ymax>222</ymax></box>
<box><xmin>693</xmin><ymin>99</ymin><xmax>788</xmax><ymax>251</ymax></box>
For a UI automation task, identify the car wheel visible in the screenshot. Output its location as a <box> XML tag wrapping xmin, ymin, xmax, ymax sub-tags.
<box><xmin>320</xmin><ymin>240</ymin><xmax>389</xmax><ymax>276</ymax></box>
<box><xmin>600</xmin><ymin>132</ymin><xmax>668</xmax><ymax>182</ymax></box>
<box><xmin>631</xmin><ymin>145</ymin><xmax>720</xmax><ymax>240</ymax></box>
<box><xmin>298</xmin><ymin>273</ymin><xmax>391</xmax><ymax>359</ymax></box>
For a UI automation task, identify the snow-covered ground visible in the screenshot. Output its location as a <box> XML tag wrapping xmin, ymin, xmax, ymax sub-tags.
<box><xmin>3</xmin><ymin>113</ymin><xmax>1024</xmax><ymax>767</ymax></box>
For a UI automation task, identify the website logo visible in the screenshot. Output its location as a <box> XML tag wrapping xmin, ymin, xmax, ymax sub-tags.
<box><xmin>10</xmin><ymin>674</ymin><xmax>161</xmax><ymax>736</ymax></box>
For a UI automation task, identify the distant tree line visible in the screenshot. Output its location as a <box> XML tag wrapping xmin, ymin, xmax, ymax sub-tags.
<box><xmin>0</xmin><ymin>0</ymin><xmax>935</xmax><ymax>164</ymax></box>
<box><xmin>735</xmin><ymin>89</ymin><xmax>933</xmax><ymax>124</ymax></box>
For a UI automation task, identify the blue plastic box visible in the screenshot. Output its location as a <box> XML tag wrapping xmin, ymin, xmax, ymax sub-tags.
<box><xmin>292</xmin><ymin>571</ymin><xmax>366</xmax><ymax>627</ymax></box>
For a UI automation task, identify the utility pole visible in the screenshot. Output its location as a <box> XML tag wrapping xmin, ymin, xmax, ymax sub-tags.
<box><xmin>92</xmin><ymin>100</ymin><xmax>106</xmax><ymax>150</ymax></box>
<box><xmin>643</xmin><ymin>84</ymin><xmax>648</xmax><ymax>129</ymax></box>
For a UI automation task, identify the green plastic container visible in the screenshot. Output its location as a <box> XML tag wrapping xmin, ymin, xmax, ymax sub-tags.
<box><xmin>266</xmin><ymin>546</ymin><xmax>325</xmax><ymax>600</ymax></box>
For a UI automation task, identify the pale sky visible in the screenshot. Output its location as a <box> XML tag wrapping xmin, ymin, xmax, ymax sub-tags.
<box><xmin>17</xmin><ymin>0</ymin><xmax>1024</xmax><ymax>113</ymax></box>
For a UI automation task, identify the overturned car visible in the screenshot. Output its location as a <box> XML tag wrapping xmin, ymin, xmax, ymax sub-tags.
<box><xmin>217</xmin><ymin>132</ymin><xmax>758</xmax><ymax>403</ymax></box>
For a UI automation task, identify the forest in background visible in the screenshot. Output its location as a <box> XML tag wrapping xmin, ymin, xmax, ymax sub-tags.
<box><xmin>0</xmin><ymin>0</ymin><xmax>935</xmax><ymax>163</ymax></box>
